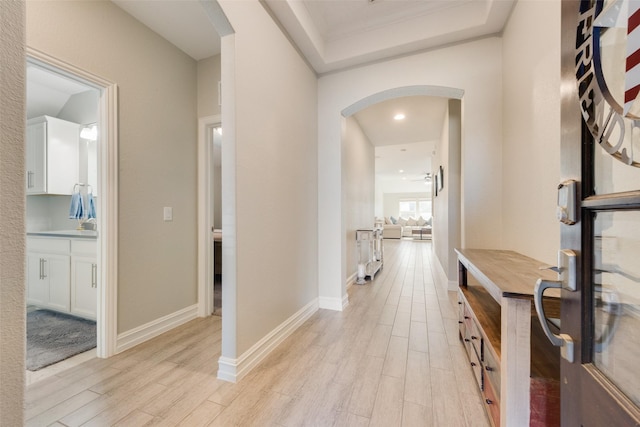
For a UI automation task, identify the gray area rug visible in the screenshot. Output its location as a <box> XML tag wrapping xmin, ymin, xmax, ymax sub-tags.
<box><xmin>27</xmin><ymin>309</ymin><xmax>96</xmax><ymax>371</ymax></box>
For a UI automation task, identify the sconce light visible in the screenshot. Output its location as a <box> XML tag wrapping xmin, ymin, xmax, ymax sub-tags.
<box><xmin>80</xmin><ymin>124</ymin><xmax>98</xmax><ymax>141</ymax></box>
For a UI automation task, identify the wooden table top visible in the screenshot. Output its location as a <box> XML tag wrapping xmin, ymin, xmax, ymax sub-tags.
<box><xmin>455</xmin><ymin>248</ymin><xmax>560</xmax><ymax>304</ymax></box>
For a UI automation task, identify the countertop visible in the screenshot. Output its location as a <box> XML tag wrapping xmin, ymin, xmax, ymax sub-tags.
<box><xmin>455</xmin><ymin>248</ymin><xmax>560</xmax><ymax>302</ymax></box>
<box><xmin>27</xmin><ymin>229</ymin><xmax>98</xmax><ymax>239</ymax></box>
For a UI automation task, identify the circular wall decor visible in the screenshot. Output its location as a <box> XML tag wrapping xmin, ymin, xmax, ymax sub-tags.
<box><xmin>576</xmin><ymin>0</ymin><xmax>640</xmax><ymax>167</ymax></box>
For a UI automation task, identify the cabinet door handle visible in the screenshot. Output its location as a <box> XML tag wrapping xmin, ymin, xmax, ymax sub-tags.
<box><xmin>91</xmin><ymin>263</ymin><xmax>97</xmax><ymax>288</ymax></box>
<box><xmin>39</xmin><ymin>258</ymin><xmax>43</xmax><ymax>279</ymax></box>
<box><xmin>27</xmin><ymin>171</ymin><xmax>32</xmax><ymax>189</ymax></box>
<box><xmin>41</xmin><ymin>259</ymin><xmax>47</xmax><ymax>279</ymax></box>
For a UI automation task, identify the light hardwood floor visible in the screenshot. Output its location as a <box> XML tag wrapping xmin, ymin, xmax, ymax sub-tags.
<box><xmin>25</xmin><ymin>239</ymin><xmax>490</xmax><ymax>426</ymax></box>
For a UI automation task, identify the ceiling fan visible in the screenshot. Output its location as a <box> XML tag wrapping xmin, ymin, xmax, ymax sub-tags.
<box><xmin>410</xmin><ymin>172</ymin><xmax>432</xmax><ymax>182</ymax></box>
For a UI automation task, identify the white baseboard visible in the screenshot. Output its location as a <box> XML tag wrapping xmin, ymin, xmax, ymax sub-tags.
<box><xmin>217</xmin><ymin>298</ymin><xmax>319</xmax><ymax>383</ymax></box>
<box><xmin>319</xmin><ymin>293</ymin><xmax>349</xmax><ymax>311</ymax></box>
<box><xmin>116</xmin><ymin>304</ymin><xmax>198</xmax><ymax>353</ymax></box>
<box><xmin>434</xmin><ymin>257</ymin><xmax>458</xmax><ymax>292</ymax></box>
<box><xmin>346</xmin><ymin>272</ymin><xmax>357</xmax><ymax>290</ymax></box>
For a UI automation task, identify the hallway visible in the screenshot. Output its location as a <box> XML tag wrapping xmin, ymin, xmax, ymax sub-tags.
<box><xmin>25</xmin><ymin>239</ymin><xmax>489</xmax><ymax>426</ymax></box>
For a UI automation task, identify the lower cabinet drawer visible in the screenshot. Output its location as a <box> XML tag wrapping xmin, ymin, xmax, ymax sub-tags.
<box><xmin>484</xmin><ymin>344</ymin><xmax>501</xmax><ymax>399</ymax></box>
<box><xmin>483</xmin><ymin>372</ymin><xmax>500</xmax><ymax>427</ymax></box>
<box><xmin>469</xmin><ymin>341</ymin><xmax>483</xmax><ymax>390</ymax></box>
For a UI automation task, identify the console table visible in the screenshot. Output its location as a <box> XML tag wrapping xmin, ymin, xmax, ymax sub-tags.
<box><xmin>455</xmin><ymin>249</ymin><xmax>560</xmax><ymax>427</ymax></box>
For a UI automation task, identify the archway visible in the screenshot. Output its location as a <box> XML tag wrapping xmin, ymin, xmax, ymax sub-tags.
<box><xmin>320</xmin><ymin>85</ymin><xmax>464</xmax><ymax>310</ymax></box>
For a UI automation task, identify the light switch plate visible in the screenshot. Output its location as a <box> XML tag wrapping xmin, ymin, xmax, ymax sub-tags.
<box><xmin>163</xmin><ymin>207</ymin><xmax>173</xmax><ymax>221</ymax></box>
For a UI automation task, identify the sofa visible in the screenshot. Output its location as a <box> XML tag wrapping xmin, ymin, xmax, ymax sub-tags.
<box><xmin>381</xmin><ymin>216</ymin><xmax>432</xmax><ymax>239</ymax></box>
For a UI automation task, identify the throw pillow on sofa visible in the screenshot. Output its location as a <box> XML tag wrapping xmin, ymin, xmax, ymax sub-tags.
<box><xmin>396</xmin><ymin>217</ymin><xmax>408</xmax><ymax>226</ymax></box>
<box><xmin>390</xmin><ymin>216</ymin><xmax>397</xmax><ymax>224</ymax></box>
<box><xmin>417</xmin><ymin>216</ymin><xmax>427</xmax><ymax>226</ymax></box>
<box><xmin>406</xmin><ymin>217</ymin><xmax>417</xmax><ymax>226</ymax></box>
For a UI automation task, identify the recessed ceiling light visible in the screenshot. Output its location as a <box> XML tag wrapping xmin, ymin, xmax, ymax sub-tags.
<box><xmin>402</xmin><ymin>177</ymin><xmax>407</xmax><ymax>180</ymax></box>
<box><xmin>394</xmin><ymin>113</ymin><xmax>406</xmax><ymax>121</ymax></box>
<box><xmin>400</xmin><ymin>148</ymin><xmax>407</xmax><ymax>152</ymax></box>
<box><xmin>399</xmin><ymin>169</ymin><xmax>404</xmax><ymax>173</ymax></box>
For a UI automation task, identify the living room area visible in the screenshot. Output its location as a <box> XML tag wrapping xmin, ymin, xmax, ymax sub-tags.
<box><xmin>363</xmin><ymin>99</ymin><xmax>438</xmax><ymax>241</ymax></box>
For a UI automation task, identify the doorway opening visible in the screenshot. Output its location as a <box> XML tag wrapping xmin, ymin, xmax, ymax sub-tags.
<box><xmin>340</xmin><ymin>85</ymin><xmax>463</xmax><ymax>295</ymax></box>
<box><xmin>25</xmin><ymin>49</ymin><xmax>118</xmax><ymax>383</ymax></box>
<box><xmin>198</xmin><ymin>115</ymin><xmax>222</xmax><ymax>317</ymax></box>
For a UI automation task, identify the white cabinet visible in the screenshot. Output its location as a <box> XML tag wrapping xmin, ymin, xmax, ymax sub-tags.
<box><xmin>26</xmin><ymin>237</ymin><xmax>71</xmax><ymax>312</ymax></box>
<box><xmin>70</xmin><ymin>240</ymin><xmax>97</xmax><ymax>319</ymax></box>
<box><xmin>26</xmin><ymin>236</ymin><xmax>97</xmax><ymax>319</ymax></box>
<box><xmin>71</xmin><ymin>257</ymin><xmax>97</xmax><ymax>319</ymax></box>
<box><xmin>26</xmin><ymin>115</ymin><xmax>79</xmax><ymax>195</ymax></box>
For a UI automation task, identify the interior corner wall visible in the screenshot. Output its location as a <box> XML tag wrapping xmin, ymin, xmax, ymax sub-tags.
<box><xmin>197</xmin><ymin>54</ymin><xmax>222</xmax><ymax>230</ymax></box>
<box><xmin>197</xmin><ymin>54</ymin><xmax>222</xmax><ymax>118</ymax></box>
<box><xmin>26</xmin><ymin>0</ymin><xmax>199</xmax><ymax>332</ymax></box>
<box><xmin>0</xmin><ymin>0</ymin><xmax>25</xmax><ymax>423</ymax></box>
<box><xmin>446</xmin><ymin>100</ymin><xmax>462</xmax><ymax>280</ymax></box>
<box><xmin>433</xmin><ymin>105</ymin><xmax>450</xmax><ymax>280</ymax></box>
<box><xmin>502</xmin><ymin>0</ymin><xmax>560</xmax><ymax>265</ymax></box>
<box><xmin>319</xmin><ymin>37</ymin><xmax>503</xmax><ymax>303</ymax></box>
<box><xmin>218</xmin><ymin>0</ymin><xmax>318</xmax><ymax>357</ymax></box>
<box><xmin>344</xmin><ymin>116</ymin><xmax>375</xmax><ymax>282</ymax></box>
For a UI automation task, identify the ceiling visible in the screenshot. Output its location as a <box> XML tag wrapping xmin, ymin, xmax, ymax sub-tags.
<box><xmin>106</xmin><ymin>0</ymin><xmax>514</xmax><ymax>191</ymax></box>
<box><xmin>26</xmin><ymin>63</ymin><xmax>96</xmax><ymax>119</ymax></box>
<box><xmin>353</xmin><ymin>95</ymin><xmax>444</xmax><ymax>188</ymax></box>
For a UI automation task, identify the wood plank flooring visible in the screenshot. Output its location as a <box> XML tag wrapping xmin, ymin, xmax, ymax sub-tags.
<box><xmin>26</xmin><ymin>239</ymin><xmax>490</xmax><ymax>426</ymax></box>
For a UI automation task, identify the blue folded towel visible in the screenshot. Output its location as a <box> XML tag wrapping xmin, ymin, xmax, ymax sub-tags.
<box><xmin>69</xmin><ymin>192</ymin><xmax>84</xmax><ymax>219</ymax></box>
<box><xmin>87</xmin><ymin>193</ymin><xmax>96</xmax><ymax>219</ymax></box>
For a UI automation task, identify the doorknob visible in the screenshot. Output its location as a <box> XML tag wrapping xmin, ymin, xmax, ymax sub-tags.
<box><xmin>534</xmin><ymin>249</ymin><xmax>577</xmax><ymax>363</ymax></box>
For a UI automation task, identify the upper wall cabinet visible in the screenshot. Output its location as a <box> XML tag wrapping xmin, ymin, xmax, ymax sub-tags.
<box><xmin>26</xmin><ymin>115</ymin><xmax>79</xmax><ymax>195</ymax></box>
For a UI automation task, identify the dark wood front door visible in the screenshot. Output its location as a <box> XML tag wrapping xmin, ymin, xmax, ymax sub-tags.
<box><xmin>560</xmin><ymin>0</ymin><xmax>640</xmax><ymax>425</ymax></box>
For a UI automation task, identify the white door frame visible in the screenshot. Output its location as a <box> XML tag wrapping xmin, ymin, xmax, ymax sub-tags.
<box><xmin>27</xmin><ymin>47</ymin><xmax>119</xmax><ymax>358</ymax></box>
<box><xmin>198</xmin><ymin>114</ymin><xmax>221</xmax><ymax>317</ymax></box>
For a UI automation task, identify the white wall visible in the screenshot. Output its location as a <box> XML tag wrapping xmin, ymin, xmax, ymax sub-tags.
<box><xmin>319</xmin><ymin>37</ymin><xmax>503</xmax><ymax>301</ymax></box>
<box><xmin>218</xmin><ymin>0</ymin><xmax>318</xmax><ymax>357</ymax></box>
<box><xmin>344</xmin><ymin>116</ymin><xmax>375</xmax><ymax>281</ymax></box>
<box><xmin>0</xmin><ymin>0</ymin><xmax>25</xmax><ymax>423</ymax></box>
<box><xmin>502</xmin><ymin>0</ymin><xmax>560</xmax><ymax>265</ymax></box>
<box><xmin>197</xmin><ymin>55</ymin><xmax>222</xmax><ymax>229</ymax></box>
<box><xmin>433</xmin><ymin>107</ymin><xmax>448</xmax><ymax>273</ymax></box>
<box><xmin>382</xmin><ymin>192</ymin><xmax>430</xmax><ymax>219</ymax></box>
<box><xmin>433</xmin><ymin>100</ymin><xmax>462</xmax><ymax>285</ymax></box>
<box><xmin>57</xmin><ymin>90</ymin><xmax>99</xmax><ymax>124</ymax></box>
<box><xmin>26</xmin><ymin>90</ymin><xmax>100</xmax><ymax>232</ymax></box>
<box><xmin>27</xmin><ymin>0</ymin><xmax>199</xmax><ymax>332</ymax></box>
<box><xmin>197</xmin><ymin>54</ymin><xmax>221</xmax><ymax>118</ymax></box>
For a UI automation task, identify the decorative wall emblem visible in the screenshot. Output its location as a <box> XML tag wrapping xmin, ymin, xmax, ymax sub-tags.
<box><xmin>576</xmin><ymin>0</ymin><xmax>640</xmax><ymax>167</ymax></box>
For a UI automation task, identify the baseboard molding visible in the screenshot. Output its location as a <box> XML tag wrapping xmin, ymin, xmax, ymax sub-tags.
<box><xmin>217</xmin><ymin>298</ymin><xmax>319</xmax><ymax>383</ymax></box>
<box><xmin>116</xmin><ymin>304</ymin><xmax>198</xmax><ymax>354</ymax></box>
<box><xmin>319</xmin><ymin>293</ymin><xmax>348</xmax><ymax>311</ymax></box>
<box><xmin>434</xmin><ymin>257</ymin><xmax>458</xmax><ymax>292</ymax></box>
<box><xmin>346</xmin><ymin>272</ymin><xmax>357</xmax><ymax>290</ymax></box>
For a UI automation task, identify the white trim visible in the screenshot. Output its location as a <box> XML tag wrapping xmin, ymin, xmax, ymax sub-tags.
<box><xmin>319</xmin><ymin>294</ymin><xmax>349</xmax><ymax>311</ymax></box>
<box><xmin>217</xmin><ymin>299</ymin><xmax>319</xmax><ymax>383</ymax></box>
<box><xmin>434</xmin><ymin>253</ymin><xmax>457</xmax><ymax>292</ymax></box>
<box><xmin>346</xmin><ymin>272</ymin><xmax>357</xmax><ymax>290</ymax></box>
<box><xmin>116</xmin><ymin>304</ymin><xmax>198</xmax><ymax>353</ymax></box>
<box><xmin>198</xmin><ymin>115</ymin><xmax>221</xmax><ymax>318</ymax></box>
<box><xmin>26</xmin><ymin>47</ymin><xmax>119</xmax><ymax>358</ymax></box>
